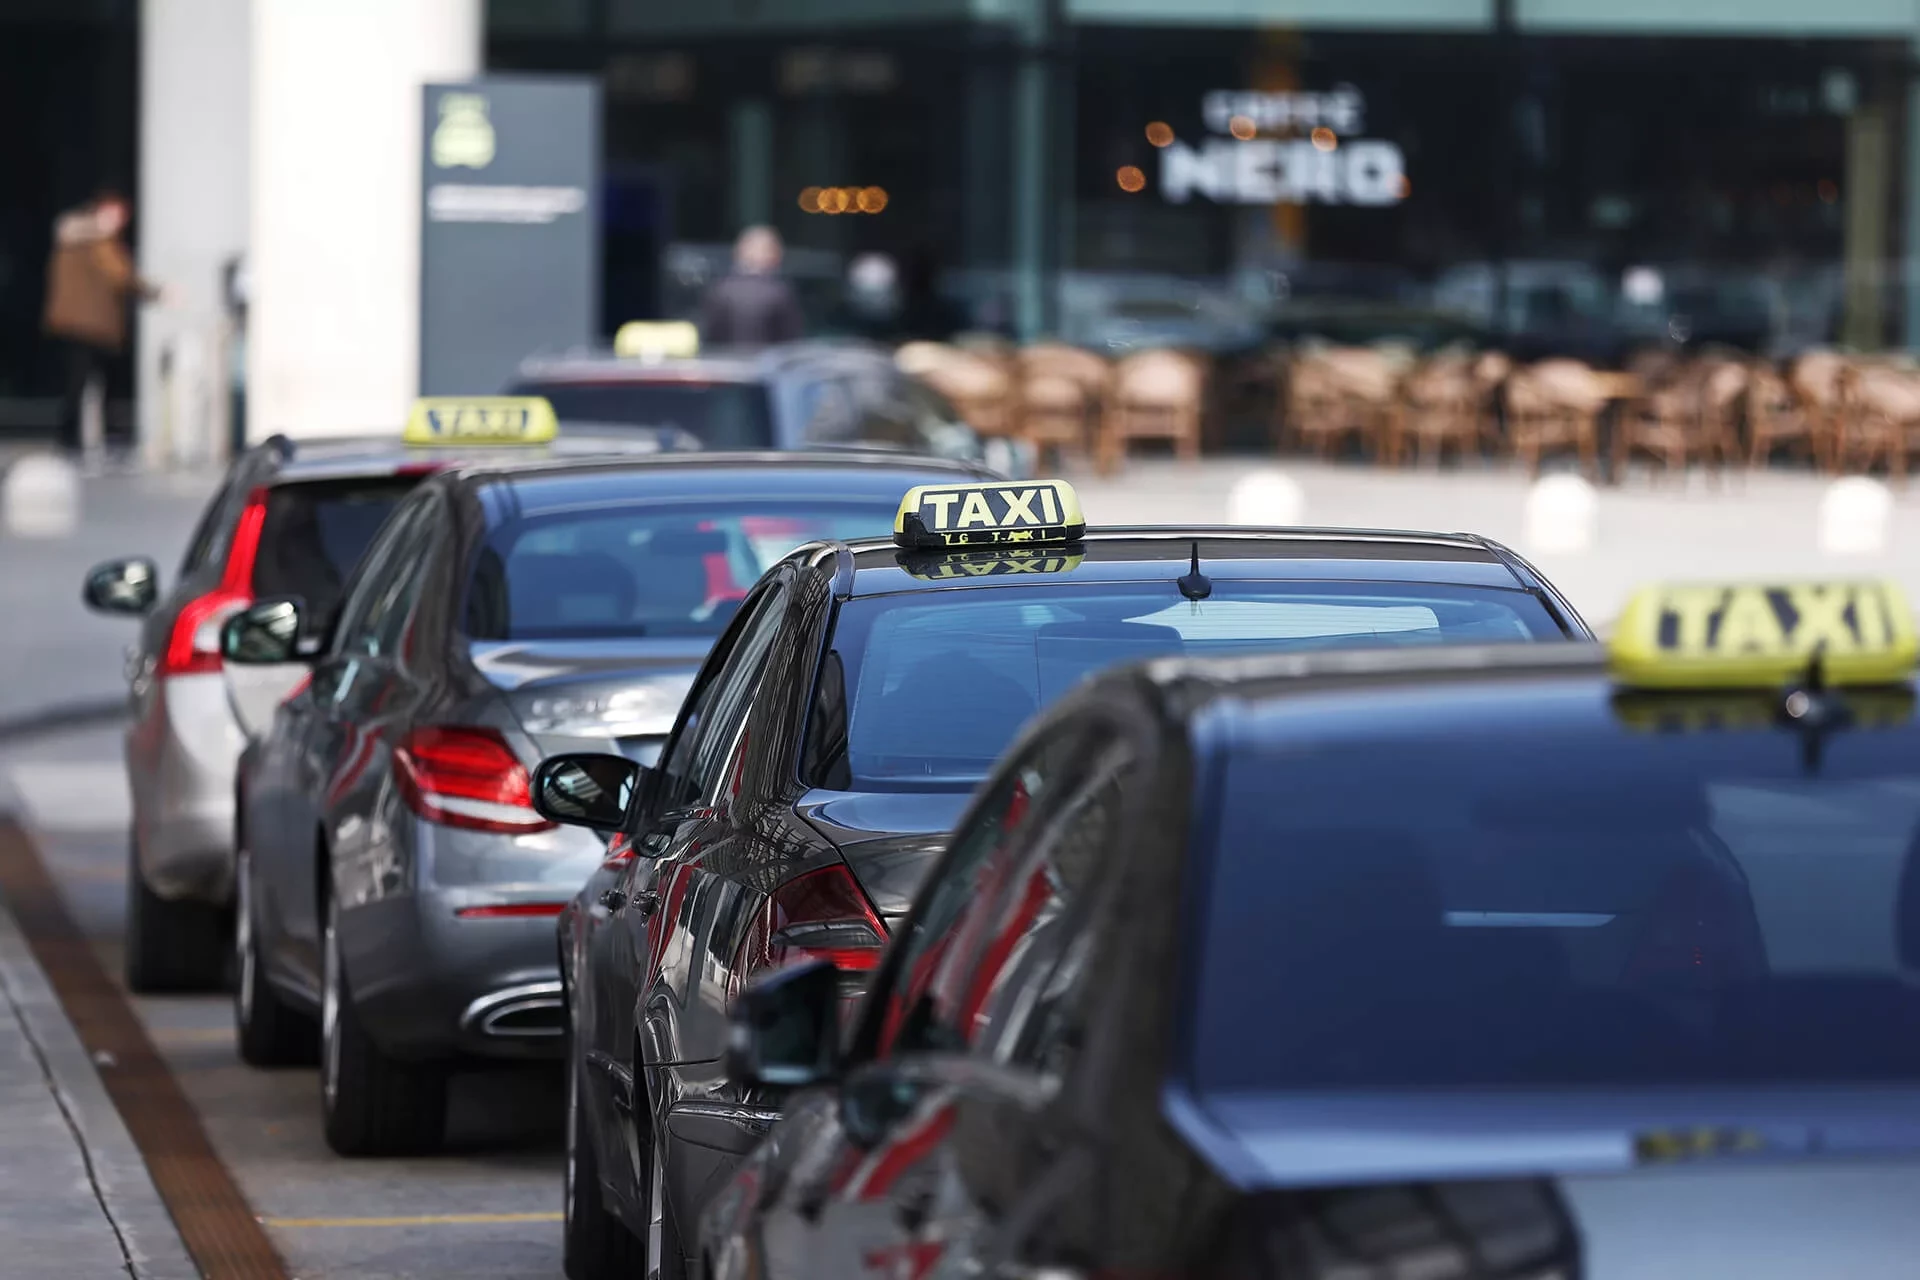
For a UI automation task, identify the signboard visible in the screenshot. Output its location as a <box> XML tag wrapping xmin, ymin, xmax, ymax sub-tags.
<box><xmin>420</xmin><ymin>76</ymin><xmax>600</xmax><ymax>396</ymax></box>
<box><xmin>1161</xmin><ymin>86</ymin><xmax>1407</xmax><ymax>207</ymax></box>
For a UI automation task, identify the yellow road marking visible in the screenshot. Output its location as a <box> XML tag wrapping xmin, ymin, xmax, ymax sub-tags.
<box><xmin>263</xmin><ymin>1212</ymin><xmax>562</xmax><ymax>1229</ymax></box>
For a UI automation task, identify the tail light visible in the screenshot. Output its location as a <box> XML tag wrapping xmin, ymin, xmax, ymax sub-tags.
<box><xmin>455</xmin><ymin>902</ymin><xmax>568</xmax><ymax>918</ymax></box>
<box><xmin>392</xmin><ymin>726</ymin><xmax>555</xmax><ymax>835</ymax></box>
<box><xmin>730</xmin><ymin>864</ymin><xmax>886</xmax><ymax>1013</ymax></box>
<box><xmin>157</xmin><ymin>489</ymin><xmax>268</xmax><ymax>678</ymax></box>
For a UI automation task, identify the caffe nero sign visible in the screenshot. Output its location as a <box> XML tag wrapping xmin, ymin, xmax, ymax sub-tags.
<box><xmin>1161</xmin><ymin>87</ymin><xmax>1407</xmax><ymax>207</ymax></box>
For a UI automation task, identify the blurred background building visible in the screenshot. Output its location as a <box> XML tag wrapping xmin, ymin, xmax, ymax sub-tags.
<box><xmin>3</xmin><ymin>0</ymin><xmax>1920</xmax><ymax>455</ymax></box>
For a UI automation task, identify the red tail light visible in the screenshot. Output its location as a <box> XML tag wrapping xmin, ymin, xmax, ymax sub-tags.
<box><xmin>158</xmin><ymin>488</ymin><xmax>268</xmax><ymax>678</ymax></box>
<box><xmin>455</xmin><ymin>902</ymin><xmax>568</xmax><ymax>918</ymax></box>
<box><xmin>392</xmin><ymin>726</ymin><xmax>555</xmax><ymax>835</ymax></box>
<box><xmin>730</xmin><ymin>864</ymin><xmax>886</xmax><ymax>1008</ymax></box>
<box><xmin>600</xmin><ymin>831</ymin><xmax>634</xmax><ymax>870</ymax></box>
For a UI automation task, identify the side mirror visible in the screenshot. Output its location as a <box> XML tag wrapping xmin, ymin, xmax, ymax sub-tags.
<box><xmin>220</xmin><ymin>597</ymin><xmax>305</xmax><ymax>665</ymax></box>
<box><xmin>531</xmin><ymin>753</ymin><xmax>642</xmax><ymax>831</ymax></box>
<box><xmin>725</xmin><ymin>959</ymin><xmax>840</xmax><ymax>1089</ymax></box>
<box><xmin>83</xmin><ymin>557</ymin><xmax>159</xmax><ymax>615</ymax></box>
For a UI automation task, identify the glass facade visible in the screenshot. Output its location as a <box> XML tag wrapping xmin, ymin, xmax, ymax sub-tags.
<box><xmin>489</xmin><ymin>0</ymin><xmax>1920</xmax><ymax>370</ymax></box>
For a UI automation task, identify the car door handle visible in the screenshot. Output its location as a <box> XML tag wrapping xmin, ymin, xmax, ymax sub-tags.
<box><xmin>631</xmin><ymin>891</ymin><xmax>660</xmax><ymax>919</ymax></box>
<box><xmin>599</xmin><ymin>888</ymin><xmax>628</xmax><ymax>912</ymax></box>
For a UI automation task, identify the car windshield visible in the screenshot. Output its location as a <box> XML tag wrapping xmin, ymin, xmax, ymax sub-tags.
<box><xmin>804</xmin><ymin>581</ymin><xmax>1561</xmax><ymax>792</ymax></box>
<box><xmin>1194</xmin><ymin>699</ymin><xmax>1920</xmax><ymax>1093</ymax></box>
<box><xmin>252</xmin><ymin>477</ymin><xmax>421</xmax><ymax>626</ymax></box>
<box><xmin>464</xmin><ymin>500</ymin><xmax>893</xmax><ymax>641</ymax></box>
<box><xmin>510</xmin><ymin>380</ymin><xmax>775</xmax><ymax>450</ymax></box>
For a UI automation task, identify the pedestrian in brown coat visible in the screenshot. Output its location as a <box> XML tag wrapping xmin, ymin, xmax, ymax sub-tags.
<box><xmin>42</xmin><ymin>192</ymin><xmax>161</xmax><ymax>456</ymax></box>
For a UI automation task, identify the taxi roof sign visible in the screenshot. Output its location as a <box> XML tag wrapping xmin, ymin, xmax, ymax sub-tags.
<box><xmin>614</xmin><ymin>321</ymin><xmax>699</xmax><ymax>361</ymax></box>
<box><xmin>405</xmin><ymin>396</ymin><xmax>557</xmax><ymax>446</ymax></box>
<box><xmin>1609</xmin><ymin>579</ymin><xmax>1919</xmax><ymax>690</ymax></box>
<box><xmin>893</xmin><ymin>479</ymin><xmax>1085</xmax><ymax>550</ymax></box>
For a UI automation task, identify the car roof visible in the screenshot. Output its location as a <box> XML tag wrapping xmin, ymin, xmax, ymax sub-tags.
<box><xmin>448</xmin><ymin>451</ymin><xmax>1001</xmax><ymax>521</ymax></box>
<box><xmin>823</xmin><ymin>527</ymin><xmax>1546</xmax><ymax>599</ymax></box>
<box><xmin>249</xmin><ymin>426</ymin><xmax>698</xmax><ymax>485</ymax></box>
<box><xmin>512</xmin><ymin>339</ymin><xmax>895</xmax><ymax>387</ymax></box>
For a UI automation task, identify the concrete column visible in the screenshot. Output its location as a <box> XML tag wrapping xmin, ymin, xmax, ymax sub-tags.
<box><xmin>250</xmin><ymin>0</ymin><xmax>481</xmax><ymax>440</ymax></box>
<box><xmin>138</xmin><ymin>0</ymin><xmax>250</xmax><ymax>468</ymax></box>
<box><xmin>730</xmin><ymin>99</ymin><xmax>773</xmax><ymax>234</ymax></box>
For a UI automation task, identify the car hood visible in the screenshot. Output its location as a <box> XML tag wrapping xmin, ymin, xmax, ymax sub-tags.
<box><xmin>471</xmin><ymin>637</ymin><xmax>711</xmax><ymax>765</ymax></box>
<box><xmin>1184</xmin><ymin>1088</ymin><xmax>1920</xmax><ymax>1280</ymax></box>
<box><xmin>796</xmin><ymin>789</ymin><xmax>974</xmax><ymax>923</ymax></box>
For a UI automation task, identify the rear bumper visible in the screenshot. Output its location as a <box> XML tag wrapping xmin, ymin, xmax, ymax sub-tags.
<box><xmin>339</xmin><ymin>892</ymin><xmax>568</xmax><ymax>1062</ymax></box>
<box><xmin>127</xmin><ymin>673</ymin><xmax>242</xmax><ymax>903</ymax></box>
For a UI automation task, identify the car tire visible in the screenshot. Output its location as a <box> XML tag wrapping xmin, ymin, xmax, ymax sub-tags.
<box><xmin>124</xmin><ymin>829</ymin><xmax>232</xmax><ymax>994</ymax></box>
<box><xmin>233</xmin><ymin>846</ymin><xmax>318</xmax><ymax>1067</ymax></box>
<box><xmin>319</xmin><ymin>894</ymin><xmax>447</xmax><ymax>1156</ymax></box>
<box><xmin>564</xmin><ymin>1039</ymin><xmax>646</xmax><ymax>1280</ymax></box>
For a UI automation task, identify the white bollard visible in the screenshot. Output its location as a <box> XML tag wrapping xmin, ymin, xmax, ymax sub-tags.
<box><xmin>1227</xmin><ymin>469</ymin><xmax>1306</xmax><ymax>527</ymax></box>
<box><xmin>1818</xmin><ymin>477</ymin><xmax>1892</xmax><ymax>556</ymax></box>
<box><xmin>1524</xmin><ymin>473</ymin><xmax>1597</xmax><ymax>555</ymax></box>
<box><xmin>1</xmin><ymin>452</ymin><xmax>81</xmax><ymax>539</ymax></box>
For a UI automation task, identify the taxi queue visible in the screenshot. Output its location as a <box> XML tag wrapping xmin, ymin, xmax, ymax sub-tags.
<box><xmin>86</xmin><ymin>392</ymin><xmax>1920</xmax><ymax>1280</ymax></box>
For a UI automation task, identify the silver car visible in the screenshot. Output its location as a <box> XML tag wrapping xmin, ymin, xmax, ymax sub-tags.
<box><xmin>80</xmin><ymin>424</ymin><xmax>695</xmax><ymax>993</ymax></box>
<box><xmin>222</xmin><ymin>451</ymin><xmax>1000</xmax><ymax>1156</ymax></box>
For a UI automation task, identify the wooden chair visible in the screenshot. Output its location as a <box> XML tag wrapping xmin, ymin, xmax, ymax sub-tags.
<box><xmin>1283</xmin><ymin>346</ymin><xmax>1400</xmax><ymax>461</ymax></box>
<box><xmin>1838</xmin><ymin>362</ymin><xmax>1920</xmax><ymax>480</ymax></box>
<box><xmin>1390</xmin><ymin>354</ymin><xmax>1480</xmax><ymax>467</ymax></box>
<box><xmin>1016</xmin><ymin>343</ymin><xmax>1109</xmax><ymax>467</ymax></box>
<box><xmin>1508</xmin><ymin>359</ymin><xmax>1605</xmax><ymax>480</ymax></box>
<box><xmin>1470</xmin><ymin>351</ymin><xmax>1514</xmax><ymax>454</ymax></box>
<box><xmin>907</xmin><ymin>347</ymin><xmax>1018</xmax><ymax>441</ymax></box>
<box><xmin>1612</xmin><ymin>358</ymin><xmax>1745</xmax><ymax>481</ymax></box>
<box><xmin>1097</xmin><ymin>349</ymin><xmax>1205</xmax><ymax>474</ymax></box>
<box><xmin>1789</xmin><ymin>351</ymin><xmax>1853</xmax><ymax>474</ymax></box>
<box><xmin>1747</xmin><ymin>365</ymin><xmax>1822</xmax><ymax>469</ymax></box>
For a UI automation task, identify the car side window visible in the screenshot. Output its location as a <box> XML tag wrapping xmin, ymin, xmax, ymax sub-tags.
<box><xmin>330</xmin><ymin>497</ymin><xmax>425</xmax><ymax>657</ymax></box>
<box><xmin>363</xmin><ymin>496</ymin><xmax>442</xmax><ymax>661</ymax></box>
<box><xmin>651</xmin><ymin>581</ymin><xmax>789</xmax><ymax>814</ymax></box>
<box><xmin>866</xmin><ymin>726</ymin><xmax>1089</xmax><ymax>1060</ymax></box>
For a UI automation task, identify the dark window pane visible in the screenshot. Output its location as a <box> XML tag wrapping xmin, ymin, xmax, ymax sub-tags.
<box><xmin>252</xmin><ymin>477</ymin><xmax>420</xmax><ymax>622</ymax></box>
<box><xmin>511</xmin><ymin>379</ymin><xmax>775</xmax><ymax>450</ymax></box>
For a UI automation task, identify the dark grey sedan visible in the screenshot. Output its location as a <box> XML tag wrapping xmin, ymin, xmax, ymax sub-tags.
<box><xmin>222</xmin><ymin>450</ymin><xmax>999</xmax><ymax>1157</ymax></box>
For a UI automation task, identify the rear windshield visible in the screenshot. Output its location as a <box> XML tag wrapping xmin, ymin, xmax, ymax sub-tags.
<box><xmin>1194</xmin><ymin>696</ymin><xmax>1920</xmax><ymax>1092</ymax></box>
<box><xmin>804</xmin><ymin>581</ymin><xmax>1561</xmax><ymax>792</ymax></box>
<box><xmin>463</xmin><ymin>500</ymin><xmax>897</xmax><ymax>641</ymax></box>
<box><xmin>511</xmin><ymin>380</ymin><xmax>775</xmax><ymax>450</ymax></box>
<box><xmin>252</xmin><ymin>477</ymin><xmax>419</xmax><ymax>622</ymax></box>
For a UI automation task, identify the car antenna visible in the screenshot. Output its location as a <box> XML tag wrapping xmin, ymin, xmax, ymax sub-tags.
<box><xmin>1177</xmin><ymin>541</ymin><xmax>1212</xmax><ymax>603</ymax></box>
<box><xmin>1779</xmin><ymin>643</ymin><xmax>1846</xmax><ymax>775</ymax></box>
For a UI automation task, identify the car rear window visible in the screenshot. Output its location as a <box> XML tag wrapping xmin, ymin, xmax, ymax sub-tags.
<box><xmin>804</xmin><ymin>581</ymin><xmax>1561</xmax><ymax>791</ymax></box>
<box><xmin>1193</xmin><ymin>698</ymin><xmax>1920</xmax><ymax>1092</ymax></box>
<box><xmin>510</xmin><ymin>380</ymin><xmax>775</xmax><ymax>450</ymax></box>
<box><xmin>462</xmin><ymin>499</ymin><xmax>899</xmax><ymax>641</ymax></box>
<box><xmin>252</xmin><ymin>477</ymin><xmax>419</xmax><ymax>622</ymax></box>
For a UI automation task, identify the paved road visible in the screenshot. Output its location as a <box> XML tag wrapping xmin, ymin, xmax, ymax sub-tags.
<box><xmin>0</xmin><ymin>721</ymin><xmax>568</xmax><ymax>1280</ymax></box>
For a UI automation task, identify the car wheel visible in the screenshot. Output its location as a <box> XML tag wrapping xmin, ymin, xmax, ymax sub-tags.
<box><xmin>232</xmin><ymin>846</ymin><xmax>318</xmax><ymax>1066</ymax></box>
<box><xmin>319</xmin><ymin>893</ymin><xmax>447</xmax><ymax>1156</ymax></box>
<box><xmin>124</xmin><ymin>828</ymin><xmax>231</xmax><ymax>993</ymax></box>
<box><xmin>564</xmin><ymin>1037</ymin><xmax>645</xmax><ymax>1280</ymax></box>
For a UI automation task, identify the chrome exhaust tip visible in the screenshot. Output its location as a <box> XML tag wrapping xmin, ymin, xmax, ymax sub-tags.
<box><xmin>461</xmin><ymin>981</ymin><xmax>565</xmax><ymax>1038</ymax></box>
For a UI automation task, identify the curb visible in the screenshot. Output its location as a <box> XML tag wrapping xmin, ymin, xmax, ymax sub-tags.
<box><xmin>0</xmin><ymin>868</ymin><xmax>200</xmax><ymax>1280</ymax></box>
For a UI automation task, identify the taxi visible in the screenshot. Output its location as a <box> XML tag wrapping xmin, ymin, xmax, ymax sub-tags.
<box><xmin>704</xmin><ymin>576</ymin><xmax>1920</xmax><ymax>1280</ymax></box>
<box><xmin>214</xmin><ymin>402</ymin><xmax>995</xmax><ymax>1157</ymax></box>
<box><xmin>528</xmin><ymin>479</ymin><xmax>1593</xmax><ymax>1280</ymax></box>
<box><xmin>79</xmin><ymin>396</ymin><xmax>689</xmax><ymax>992</ymax></box>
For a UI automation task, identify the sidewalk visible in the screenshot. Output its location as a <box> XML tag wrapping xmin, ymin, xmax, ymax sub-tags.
<box><xmin>0</xmin><ymin>842</ymin><xmax>198</xmax><ymax>1279</ymax></box>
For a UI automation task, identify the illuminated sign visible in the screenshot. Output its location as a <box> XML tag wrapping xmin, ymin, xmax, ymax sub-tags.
<box><xmin>1161</xmin><ymin>86</ymin><xmax>1407</xmax><ymax>208</ymax></box>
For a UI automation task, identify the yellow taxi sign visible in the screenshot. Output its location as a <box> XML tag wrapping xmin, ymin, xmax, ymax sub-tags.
<box><xmin>893</xmin><ymin>479</ymin><xmax>1085</xmax><ymax>550</ymax></box>
<box><xmin>405</xmin><ymin>396</ymin><xmax>557</xmax><ymax>446</ymax></box>
<box><xmin>614</xmin><ymin>321</ymin><xmax>699</xmax><ymax>360</ymax></box>
<box><xmin>897</xmin><ymin>548</ymin><xmax>1085</xmax><ymax>581</ymax></box>
<box><xmin>1609</xmin><ymin>580</ymin><xmax>1918</xmax><ymax>689</ymax></box>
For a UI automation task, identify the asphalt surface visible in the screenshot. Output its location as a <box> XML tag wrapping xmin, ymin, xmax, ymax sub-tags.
<box><xmin>0</xmin><ymin>720</ymin><xmax>568</xmax><ymax>1280</ymax></box>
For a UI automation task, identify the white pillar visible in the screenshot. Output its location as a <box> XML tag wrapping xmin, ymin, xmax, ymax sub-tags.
<box><xmin>138</xmin><ymin>0</ymin><xmax>251</xmax><ymax>468</ymax></box>
<box><xmin>250</xmin><ymin>0</ymin><xmax>481</xmax><ymax>441</ymax></box>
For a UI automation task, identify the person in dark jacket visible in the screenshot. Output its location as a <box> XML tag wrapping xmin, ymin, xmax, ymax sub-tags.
<box><xmin>696</xmin><ymin>226</ymin><xmax>805</xmax><ymax>348</ymax></box>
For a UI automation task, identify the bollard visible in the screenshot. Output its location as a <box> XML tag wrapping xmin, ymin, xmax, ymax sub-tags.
<box><xmin>1227</xmin><ymin>469</ymin><xmax>1305</xmax><ymax>527</ymax></box>
<box><xmin>1818</xmin><ymin>476</ymin><xmax>1892</xmax><ymax>556</ymax></box>
<box><xmin>1</xmin><ymin>452</ymin><xmax>82</xmax><ymax>539</ymax></box>
<box><xmin>1524</xmin><ymin>474</ymin><xmax>1597</xmax><ymax>555</ymax></box>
